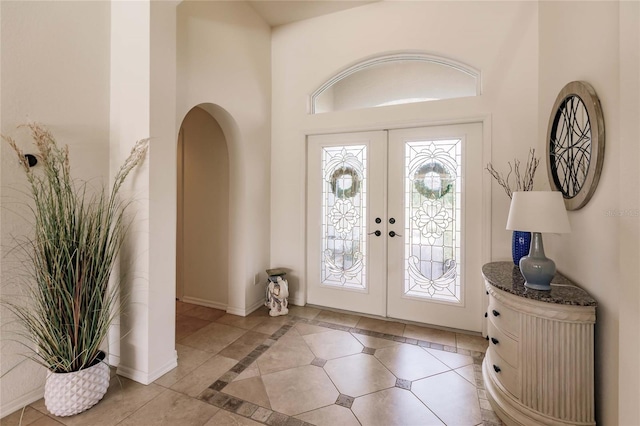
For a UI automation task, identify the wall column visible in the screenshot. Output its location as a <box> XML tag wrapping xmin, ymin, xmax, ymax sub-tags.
<box><xmin>109</xmin><ymin>0</ymin><xmax>178</xmax><ymax>384</ymax></box>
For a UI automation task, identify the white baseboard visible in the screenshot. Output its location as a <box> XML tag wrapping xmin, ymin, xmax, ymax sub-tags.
<box><xmin>180</xmin><ymin>296</ymin><xmax>227</xmax><ymax>311</ymax></box>
<box><xmin>0</xmin><ymin>387</ymin><xmax>44</xmax><ymax>419</ymax></box>
<box><xmin>116</xmin><ymin>350</ymin><xmax>177</xmax><ymax>385</ymax></box>
<box><xmin>289</xmin><ymin>296</ymin><xmax>305</xmax><ymax>307</ymax></box>
<box><xmin>226</xmin><ymin>298</ymin><xmax>266</xmax><ymax>317</ymax></box>
<box><xmin>246</xmin><ymin>298</ymin><xmax>267</xmax><ymax>315</ymax></box>
<box><xmin>149</xmin><ymin>350</ymin><xmax>178</xmax><ymax>383</ymax></box>
<box><xmin>116</xmin><ymin>364</ymin><xmax>150</xmax><ymax>385</ymax></box>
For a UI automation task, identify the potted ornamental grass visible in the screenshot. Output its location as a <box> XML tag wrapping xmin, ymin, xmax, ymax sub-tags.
<box><xmin>2</xmin><ymin>123</ymin><xmax>148</xmax><ymax>416</ymax></box>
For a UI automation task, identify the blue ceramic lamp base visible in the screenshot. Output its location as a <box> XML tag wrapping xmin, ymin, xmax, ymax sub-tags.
<box><xmin>519</xmin><ymin>232</ymin><xmax>555</xmax><ymax>291</ymax></box>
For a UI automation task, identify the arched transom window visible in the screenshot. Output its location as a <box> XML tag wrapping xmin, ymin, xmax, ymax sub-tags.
<box><xmin>311</xmin><ymin>53</ymin><xmax>480</xmax><ymax>114</ymax></box>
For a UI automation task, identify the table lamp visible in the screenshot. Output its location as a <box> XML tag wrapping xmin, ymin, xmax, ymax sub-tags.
<box><xmin>506</xmin><ymin>191</ymin><xmax>571</xmax><ymax>290</ymax></box>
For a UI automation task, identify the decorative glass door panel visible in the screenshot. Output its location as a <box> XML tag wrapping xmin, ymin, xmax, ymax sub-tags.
<box><xmin>388</xmin><ymin>124</ymin><xmax>486</xmax><ymax>331</ymax></box>
<box><xmin>307</xmin><ymin>132</ymin><xmax>387</xmax><ymax>317</ymax></box>
<box><xmin>404</xmin><ymin>139</ymin><xmax>462</xmax><ymax>303</ymax></box>
<box><xmin>321</xmin><ymin>146</ymin><xmax>367</xmax><ymax>290</ymax></box>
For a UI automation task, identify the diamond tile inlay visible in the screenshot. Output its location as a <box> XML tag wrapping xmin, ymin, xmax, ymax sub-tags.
<box><xmin>335</xmin><ymin>394</ymin><xmax>355</xmax><ymax>409</ymax></box>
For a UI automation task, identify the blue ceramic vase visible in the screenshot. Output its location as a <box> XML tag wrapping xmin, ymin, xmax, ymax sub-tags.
<box><xmin>512</xmin><ymin>230</ymin><xmax>531</xmax><ymax>265</ymax></box>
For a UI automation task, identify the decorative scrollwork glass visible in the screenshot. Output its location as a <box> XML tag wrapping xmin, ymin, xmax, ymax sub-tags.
<box><xmin>404</xmin><ymin>140</ymin><xmax>461</xmax><ymax>303</ymax></box>
<box><xmin>321</xmin><ymin>146</ymin><xmax>367</xmax><ymax>289</ymax></box>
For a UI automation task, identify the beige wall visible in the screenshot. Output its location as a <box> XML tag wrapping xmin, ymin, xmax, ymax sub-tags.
<box><xmin>177</xmin><ymin>1</ymin><xmax>271</xmax><ymax>314</ymax></box>
<box><xmin>617</xmin><ymin>3</ymin><xmax>640</xmax><ymax>424</ymax></box>
<box><xmin>271</xmin><ymin>0</ymin><xmax>539</xmax><ymax>304</ymax></box>
<box><xmin>179</xmin><ymin>106</ymin><xmax>229</xmax><ymax>308</ymax></box>
<box><xmin>0</xmin><ymin>0</ymin><xmax>111</xmax><ymax>416</ymax></box>
<box><xmin>539</xmin><ymin>2</ymin><xmax>640</xmax><ymax>423</ymax></box>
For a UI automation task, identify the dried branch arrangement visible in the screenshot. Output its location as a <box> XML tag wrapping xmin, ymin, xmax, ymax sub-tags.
<box><xmin>486</xmin><ymin>148</ymin><xmax>540</xmax><ymax>199</ymax></box>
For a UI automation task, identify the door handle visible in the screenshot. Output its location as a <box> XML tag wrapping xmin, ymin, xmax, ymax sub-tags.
<box><xmin>389</xmin><ymin>231</ymin><xmax>402</xmax><ymax>238</ymax></box>
<box><xmin>368</xmin><ymin>230</ymin><xmax>381</xmax><ymax>237</ymax></box>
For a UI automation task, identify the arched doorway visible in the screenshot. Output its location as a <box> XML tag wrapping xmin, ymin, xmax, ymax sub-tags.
<box><xmin>177</xmin><ymin>106</ymin><xmax>229</xmax><ymax>310</ymax></box>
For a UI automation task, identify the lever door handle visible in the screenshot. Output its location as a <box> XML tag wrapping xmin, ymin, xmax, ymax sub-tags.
<box><xmin>389</xmin><ymin>231</ymin><xmax>402</xmax><ymax>238</ymax></box>
<box><xmin>368</xmin><ymin>230</ymin><xmax>381</xmax><ymax>237</ymax></box>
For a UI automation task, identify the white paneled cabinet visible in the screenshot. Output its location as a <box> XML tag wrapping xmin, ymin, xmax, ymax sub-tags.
<box><xmin>481</xmin><ymin>262</ymin><xmax>596</xmax><ymax>426</ymax></box>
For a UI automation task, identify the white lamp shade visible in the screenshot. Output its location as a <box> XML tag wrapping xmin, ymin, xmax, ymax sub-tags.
<box><xmin>506</xmin><ymin>191</ymin><xmax>571</xmax><ymax>234</ymax></box>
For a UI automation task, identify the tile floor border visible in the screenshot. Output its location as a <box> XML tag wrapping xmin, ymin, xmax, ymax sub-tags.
<box><xmin>197</xmin><ymin>313</ymin><xmax>501</xmax><ymax>426</ymax></box>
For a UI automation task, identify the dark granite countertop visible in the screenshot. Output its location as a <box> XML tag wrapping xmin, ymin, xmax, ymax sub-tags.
<box><xmin>482</xmin><ymin>261</ymin><xmax>597</xmax><ymax>307</ymax></box>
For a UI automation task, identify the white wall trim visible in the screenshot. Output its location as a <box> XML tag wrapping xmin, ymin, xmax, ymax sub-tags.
<box><xmin>289</xmin><ymin>295</ymin><xmax>306</xmax><ymax>307</ymax></box>
<box><xmin>181</xmin><ymin>296</ymin><xmax>227</xmax><ymax>311</ymax></box>
<box><xmin>302</xmin><ymin>114</ymin><xmax>494</xmax><ymax>137</ymax></box>
<box><xmin>0</xmin><ymin>387</ymin><xmax>44</xmax><ymax>419</ymax></box>
<box><xmin>227</xmin><ymin>298</ymin><xmax>265</xmax><ymax>317</ymax></box>
<box><xmin>116</xmin><ymin>350</ymin><xmax>177</xmax><ymax>385</ymax></box>
<box><xmin>150</xmin><ymin>351</ymin><xmax>178</xmax><ymax>383</ymax></box>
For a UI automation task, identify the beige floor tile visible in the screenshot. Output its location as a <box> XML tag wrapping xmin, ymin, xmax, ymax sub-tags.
<box><xmin>179</xmin><ymin>322</ymin><xmax>247</xmax><ymax>353</ymax></box>
<box><xmin>215</xmin><ymin>314</ymin><xmax>267</xmax><ymax>330</ymax></box>
<box><xmin>403</xmin><ymin>324</ymin><xmax>456</xmax><ymax>346</ymax></box>
<box><xmin>455</xmin><ymin>364</ymin><xmax>477</xmax><ymax>385</ymax></box>
<box><xmin>375</xmin><ymin>344</ymin><xmax>450</xmax><ymax>381</ymax></box>
<box><xmin>247</xmin><ymin>307</ymin><xmax>271</xmax><ymax>318</ymax></box>
<box><xmin>303</xmin><ymin>330</ymin><xmax>363</xmax><ymax>360</ymax></box>
<box><xmin>355</xmin><ymin>317</ymin><xmax>405</xmax><ymax>336</ymax></box>
<box><xmin>456</xmin><ymin>333</ymin><xmax>489</xmax><ymax>352</ymax></box>
<box><xmin>1</xmin><ymin>406</ymin><xmax>46</xmax><ymax>426</ymax></box>
<box><xmin>315</xmin><ymin>310</ymin><xmax>361</xmax><ymax>328</ymax></box>
<box><xmin>181</xmin><ymin>305</ymin><xmax>226</xmax><ymax>322</ymax></box>
<box><xmin>234</xmin><ymin>362</ymin><xmax>260</xmax><ymax>381</ymax></box>
<box><xmin>170</xmin><ymin>355</ymin><xmax>238</xmax><ymax>398</ymax></box>
<box><xmin>294</xmin><ymin>322</ymin><xmax>331</xmax><ymax>336</ymax></box>
<box><xmin>176</xmin><ymin>301</ymin><xmax>197</xmax><ymax>315</ymax></box>
<box><xmin>203</xmin><ymin>410</ymin><xmax>262</xmax><ymax>426</ymax></box>
<box><xmin>351</xmin><ymin>387</ymin><xmax>444</xmax><ymax>426</ymax></box>
<box><xmin>257</xmin><ymin>330</ymin><xmax>315</xmax><ymax>375</ymax></box>
<box><xmin>324</xmin><ymin>353</ymin><xmax>396</xmax><ymax>397</ymax></box>
<box><xmin>287</xmin><ymin>305</ymin><xmax>321</xmax><ymax>320</ymax></box>
<box><xmin>218</xmin><ymin>331</ymin><xmax>267</xmax><ymax>361</ymax></box>
<box><xmin>29</xmin><ymin>417</ymin><xmax>65</xmax><ymax>426</ymax></box>
<box><xmin>117</xmin><ymin>389</ymin><xmax>218</xmax><ymax>426</ymax></box>
<box><xmin>262</xmin><ymin>365</ymin><xmax>339</xmax><ymax>416</ymax></box>
<box><xmin>425</xmin><ymin>347</ymin><xmax>474</xmax><ymax>369</ymax></box>
<box><xmin>222</xmin><ymin>376</ymin><xmax>271</xmax><ymax>409</ymax></box>
<box><xmin>30</xmin><ymin>377</ymin><xmax>164</xmax><ymax>426</ymax></box>
<box><xmin>352</xmin><ymin>333</ymin><xmax>400</xmax><ymax>349</ymax></box>
<box><xmin>175</xmin><ymin>314</ymin><xmax>211</xmax><ymax>341</ymax></box>
<box><xmin>155</xmin><ymin>344</ymin><xmax>213</xmax><ymax>387</ymax></box>
<box><xmin>295</xmin><ymin>404</ymin><xmax>360</xmax><ymax>426</ymax></box>
<box><xmin>251</xmin><ymin>316</ymin><xmax>290</xmax><ymax>336</ymax></box>
<box><xmin>412</xmin><ymin>370</ymin><xmax>482</xmax><ymax>425</ymax></box>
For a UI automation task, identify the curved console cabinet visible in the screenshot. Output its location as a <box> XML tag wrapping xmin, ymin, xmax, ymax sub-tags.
<box><xmin>482</xmin><ymin>262</ymin><xmax>596</xmax><ymax>426</ymax></box>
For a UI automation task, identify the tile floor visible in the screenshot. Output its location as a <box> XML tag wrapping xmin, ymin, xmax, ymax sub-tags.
<box><xmin>2</xmin><ymin>302</ymin><xmax>504</xmax><ymax>426</ymax></box>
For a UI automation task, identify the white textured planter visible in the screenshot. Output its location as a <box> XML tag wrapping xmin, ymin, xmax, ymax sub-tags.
<box><xmin>44</xmin><ymin>353</ymin><xmax>110</xmax><ymax>417</ymax></box>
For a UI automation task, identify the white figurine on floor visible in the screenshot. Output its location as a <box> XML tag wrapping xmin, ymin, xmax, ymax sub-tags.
<box><xmin>267</xmin><ymin>277</ymin><xmax>289</xmax><ymax>317</ymax></box>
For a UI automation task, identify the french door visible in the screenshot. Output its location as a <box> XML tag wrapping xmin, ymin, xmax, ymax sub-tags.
<box><xmin>306</xmin><ymin>124</ymin><xmax>486</xmax><ymax>332</ymax></box>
